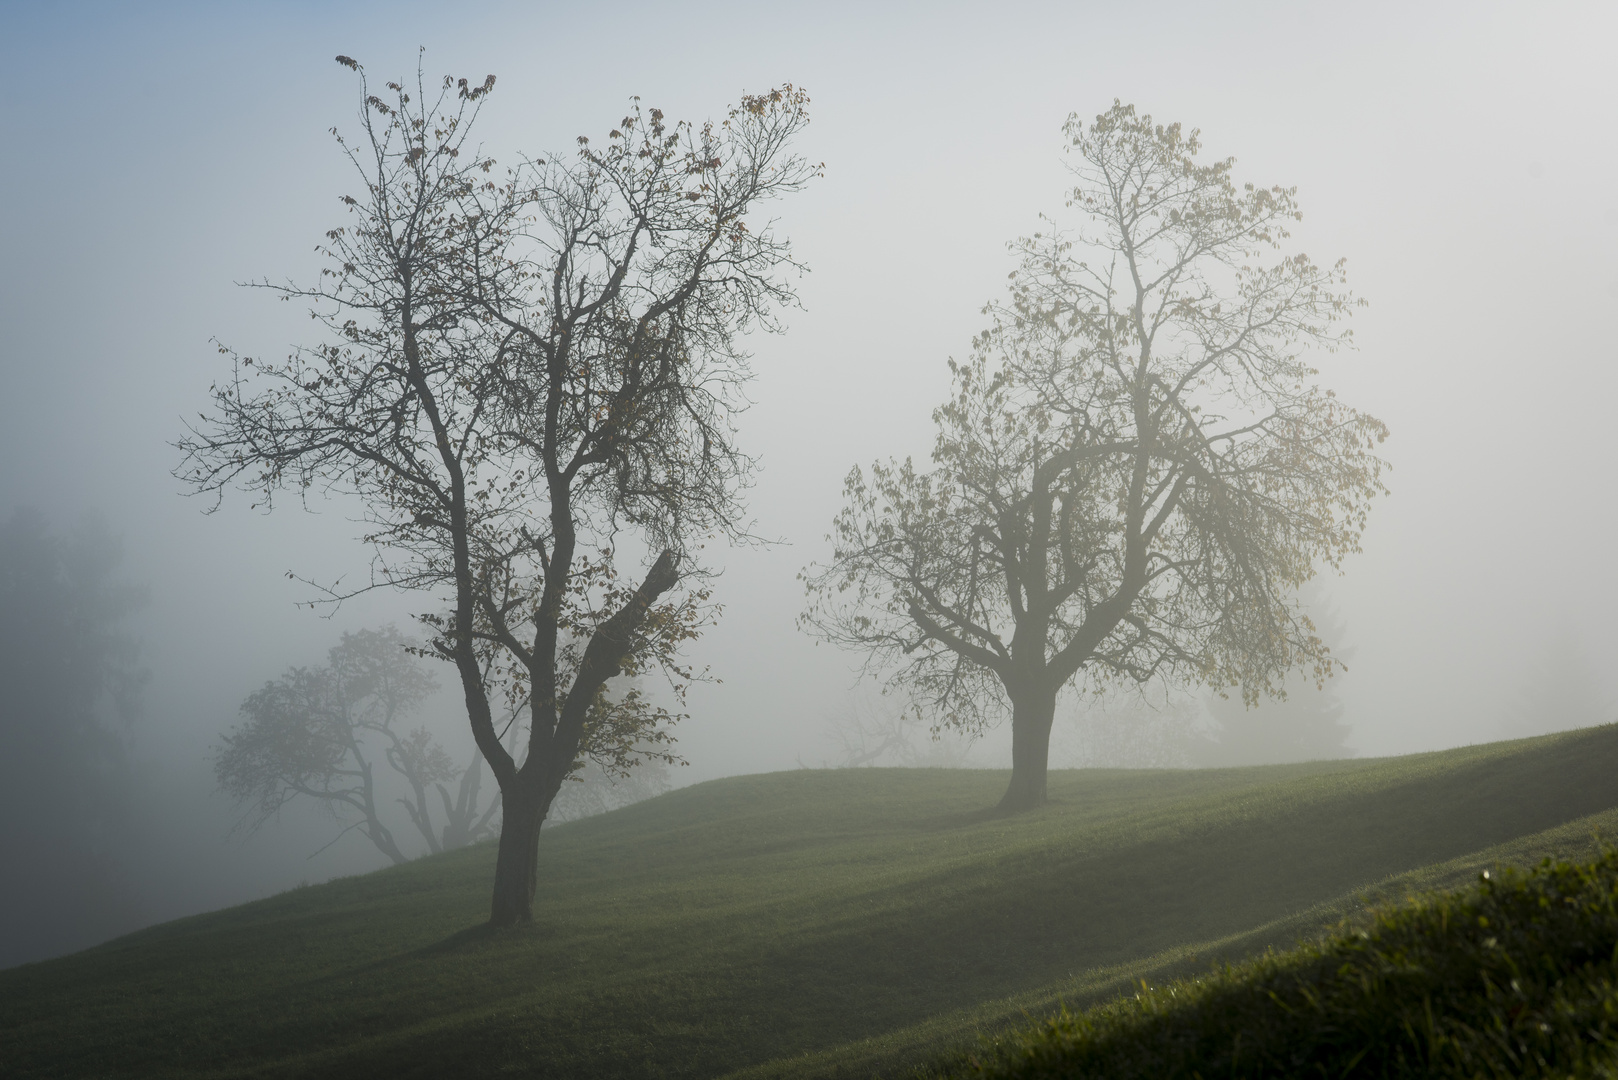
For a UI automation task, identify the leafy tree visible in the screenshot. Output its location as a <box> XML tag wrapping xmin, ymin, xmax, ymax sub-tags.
<box><xmin>0</xmin><ymin>508</ymin><xmax>146</xmax><ymax>966</ymax></box>
<box><xmin>177</xmin><ymin>58</ymin><xmax>818</xmax><ymax>923</ymax></box>
<box><xmin>215</xmin><ymin>626</ymin><xmax>496</xmax><ymax>864</ymax></box>
<box><xmin>804</xmin><ymin>103</ymin><xmax>1387</xmax><ymax>811</ymax></box>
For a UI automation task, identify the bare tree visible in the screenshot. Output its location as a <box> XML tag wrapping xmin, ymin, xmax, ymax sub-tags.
<box><xmin>178</xmin><ymin>57</ymin><xmax>818</xmax><ymax>923</ymax></box>
<box><xmin>437</xmin><ymin>739</ymin><xmax>500</xmax><ymax>852</ymax></box>
<box><xmin>215</xmin><ymin>626</ymin><xmax>495</xmax><ymax>863</ymax></box>
<box><xmin>804</xmin><ymin>103</ymin><xmax>1387</xmax><ymax>812</ymax></box>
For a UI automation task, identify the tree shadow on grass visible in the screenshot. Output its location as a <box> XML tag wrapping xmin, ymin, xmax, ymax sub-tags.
<box><xmin>322</xmin><ymin>919</ymin><xmax>558</xmax><ymax>986</ymax></box>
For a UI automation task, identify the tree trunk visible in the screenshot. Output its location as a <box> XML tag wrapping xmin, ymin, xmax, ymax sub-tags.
<box><xmin>997</xmin><ymin>688</ymin><xmax>1057</xmax><ymax>813</ymax></box>
<box><xmin>488</xmin><ymin>778</ymin><xmax>546</xmax><ymax>926</ymax></box>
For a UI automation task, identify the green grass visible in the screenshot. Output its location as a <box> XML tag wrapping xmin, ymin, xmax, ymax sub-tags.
<box><xmin>3</xmin><ymin>726</ymin><xmax>1618</xmax><ymax>1078</ymax></box>
<box><xmin>926</xmin><ymin>850</ymin><xmax>1618</xmax><ymax>1078</ymax></box>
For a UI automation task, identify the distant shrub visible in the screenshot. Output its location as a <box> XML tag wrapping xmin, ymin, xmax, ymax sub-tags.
<box><xmin>933</xmin><ymin>849</ymin><xmax>1618</xmax><ymax>1078</ymax></box>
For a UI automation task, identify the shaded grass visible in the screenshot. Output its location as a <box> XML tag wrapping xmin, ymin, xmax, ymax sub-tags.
<box><xmin>731</xmin><ymin>807</ymin><xmax>1618</xmax><ymax>1080</ymax></box>
<box><xmin>925</xmin><ymin>848</ymin><xmax>1618</xmax><ymax>1078</ymax></box>
<box><xmin>1</xmin><ymin>727</ymin><xmax>1616</xmax><ymax>1078</ymax></box>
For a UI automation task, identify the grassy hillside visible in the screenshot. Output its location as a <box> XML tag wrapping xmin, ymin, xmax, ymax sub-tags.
<box><xmin>3</xmin><ymin>727</ymin><xmax>1617</xmax><ymax>1079</ymax></box>
<box><xmin>921</xmin><ymin>848</ymin><xmax>1618</xmax><ymax>1078</ymax></box>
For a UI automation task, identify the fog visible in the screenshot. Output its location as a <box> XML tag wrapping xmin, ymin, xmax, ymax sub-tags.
<box><xmin>2</xmin><ymin>1</ymin><xmax>1615</xmax><ymax>966</ymax></box>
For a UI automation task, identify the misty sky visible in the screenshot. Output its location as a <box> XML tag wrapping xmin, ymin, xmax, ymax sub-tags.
<box><xmin>3</xmin><ymin>0</ymin><xmax>1616</xmax><ymax>927</ymax></box>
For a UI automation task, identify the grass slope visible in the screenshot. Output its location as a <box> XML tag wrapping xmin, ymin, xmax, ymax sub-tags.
<box><xmin>2</xmin><ymin>727</ymin><xmax>1617</xmax><ymax>1079</ymax></box>
<box><xmin>925</xmin><ymin>849</ymin><xmax>1618</xmax><ymax>1078</ymax></box>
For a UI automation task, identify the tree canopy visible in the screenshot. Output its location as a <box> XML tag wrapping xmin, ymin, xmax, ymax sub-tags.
<box><xmin>177</xmin><ymin>58</ymin><xmax>819</xmax><ymax>922</ymax></box>
<box><xmin>804</xmin><ymin>103</ymin><xmax>1387</xmax><ymax>810</ymax></box>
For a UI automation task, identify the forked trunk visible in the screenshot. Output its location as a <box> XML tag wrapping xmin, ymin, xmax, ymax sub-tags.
<box><xmin>997</xmin><ymin>688</ymin><xmax>1057</xmax><ymax>813</ymax></box>
<box><xmin>488</xmin><ymin>779</ymin><xmax>547</xmax><ymax>926</ymax></box>
<box><xmin>483</xmin><ymin>549</ymin><xmax>682</xmax><ymax>926</ymax></box>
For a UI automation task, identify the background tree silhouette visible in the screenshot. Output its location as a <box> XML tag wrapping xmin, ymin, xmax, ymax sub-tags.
<box><xmin>215</xmin><ymin>626</ymin><xmax>498</xmax><ymax>863</ymax></box>
<box><xmin>0</xmin><ymin>508</ymin><xmax>147</xmax><ymax>967</ymax></box>
<box><xmin>1493</xmin><ymin>627</ymin><xmax>1612</xmax><ymax>741</ymax></box>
